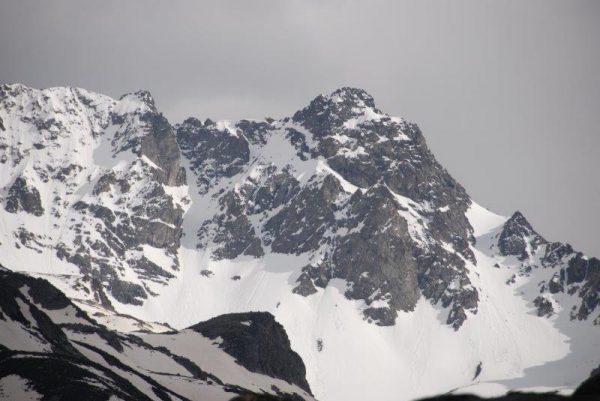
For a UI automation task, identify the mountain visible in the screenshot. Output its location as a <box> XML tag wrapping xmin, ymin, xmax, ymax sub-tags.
<box><xmin>0</xmin><ymin>266</ymin><xmax>313</xmax><ymax>401</ymax></box>
<box><xmin>0</xmin><ymin>83</ymin><xmax>598</xmax><ymax>401</ymax></box>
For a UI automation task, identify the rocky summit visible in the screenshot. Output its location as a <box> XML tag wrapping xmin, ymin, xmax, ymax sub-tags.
<box><xmin>0</xmin><ymin>84</ymin><xmax>599</xmax><ymax>401</ymax></box>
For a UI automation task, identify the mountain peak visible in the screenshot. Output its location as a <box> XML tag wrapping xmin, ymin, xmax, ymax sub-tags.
<box><xmin>505</xmin><ymin>211</ymin><xmax>535</xmax><ymax>233</ymax></box>
<box><xmin>303</xmin><ymin>87</ymin><xmax>377</xmax><ymax>112</ymax></box>
<box><xmin>116</xmin><ymin>89</ymin><xmax>156</xmax><ymax>114</ymax></box>
<box><xmin>292</xmin><ymin>87</ymin><xmax>386</xmax><ymax>136</ymax></box>
<box><xmin>327</xmin><ymin>87</ymin><xmax>376</xmax><ymax>108</ymax></box>
<box><xmin>0</xmin><ymin>82</ymin><xmax>30</xmax><ymax>93</ymax></box>
<box><xmin>119</xmin><ymin>89</ymin><xmax>154</xmax><ymax>102</ymax></box>
<box><xmin>498</xmin><ymin>211</ymin><xmax>546</xmax><ymax>259</ymax></box>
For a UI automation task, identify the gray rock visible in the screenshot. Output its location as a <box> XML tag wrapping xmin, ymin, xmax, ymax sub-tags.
<box><xmin>363</xmin><ymin>307</ymin><xmax>398</xmax><ymax>326</ymax></box>
<box><xmin>548</xmin><ymin>271</ymin><xmax>565</xmax><ymax>294</ymax></box>
<box><xmin>4</xmin><ymin>177</ymin><xmax>44</xmax><ymax>216</ymax></box>
<box><xmin>496</xmin><ymin>212</ymin><xmax>600</xmax><ymax>322</ymax></box>
<box><xmin>292</xmin><ymin>87</ymin><xmax>379</xmax><ymax>137</ymax></box>
<box><xmin>567</xmin><ymin>255</ymin><xmax>600</xmax><ymax>320</ymax></box>
<box><xmin>498</xmin><ymin>211</ymin><xmax>546</xmax><ymax>260</ymax></box>
<box><xmin>178</xmin><ymin>88</ymin><xmax>483</xmax><ymax>328</ymax></box>
<box><xmin>190</xmin><ymin>311</ymin><xmax>312</xmax><ymax>393</ymax></box>
<box><xmin>109</xmin><ymin>277</ymin><xmax>147</xmax><ymax>306</ymax></box>
<box><xmin>534</xmin><ymin>296</ymin><xmax>554</xmax><ymax>317</ymax></box>
<box><xmin>139</xmin><ymin>112</ymin><xmax>186</xmax><ymax>186</ymax></box>
<box><xmin>292</xmin><ymin>272</ymin><xmax>318</xmax><ymax>296</ymax></box>
<box><xmin>265</xmin><ymin>175</ymin><xmax>342</xmax><ymax>255</ymax></box>
<box><xmin>177</xmin><ymin>118</ymin><xmax>253</xmax><ymax>193</ymax></box>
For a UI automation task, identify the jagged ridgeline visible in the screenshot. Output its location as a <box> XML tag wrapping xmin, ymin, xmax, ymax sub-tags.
<box><xmin>0</xmin><ymin>84</ymin><xmax>480</xmax><ymax>327</ymax></box>
<box><xmin>0</xmin><ymin>84</ymin><xmax>598</xmax><ymax>401</ymax></box>
<box><xmin>1</xmin><ymin>84</ymin><xmax>596</xmax><ymax>328</ymax></box>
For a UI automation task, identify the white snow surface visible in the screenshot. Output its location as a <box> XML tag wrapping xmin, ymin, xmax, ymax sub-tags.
<box><xmin>465</xmin><ymin>202</ymin><xmax>507</xmax><ymax>237</ymax></box>
<box><xmin>0</xmin><ymin>376</ymin><xmax>42</xmax><ymax>401</ymax></box>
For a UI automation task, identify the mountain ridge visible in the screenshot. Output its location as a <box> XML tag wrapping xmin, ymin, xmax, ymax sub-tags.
<box><xmin>0</xmin><ymin>83</ymin><xmax>598</xmax><ymax>401</ymax></box>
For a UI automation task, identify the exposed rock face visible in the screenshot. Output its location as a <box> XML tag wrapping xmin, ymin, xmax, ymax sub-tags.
<box><xmin>177</xmin><ymin>118</ymin><xmax>259</xmax><ymax>193</ymax></box>
<box><xmin>176</xmin><ymin>87</ymin><xmax>479</xmax><ymax>329</ymax></box>
<box><xmin>139</xmin><ymin>112</ymin><xmax>187</xmax><ymax>186</ymax></box>
<box><xmin>293</xmin><ymin>88</ymin><xmax>474</xmax><ymax>260</ymax></box>
<box><xmin>0</xmin><ymin>266</ymin><xmax>313</xmax><ymax>401</ymax></box>
<box><xmin>293</xmin><ymin>183</ymin><xmax>421</xmax><ymax>320</ymax></box>
<box><xmin>291</xmin><ymin>89</ymin><xmax>478</xmax><ymax>328</ymax></box>
<box><xmin>564</xmin><ymin>255</ymin><xmax>600</xmax><ymax>320</ymax></box>
<box><xmin>199</xmin><ymin>188</ymin><xmax>266</xmax><ymax>260</ymax></box>
<box><xmin>55</xmin><ymin>92</ymin><xmax>188</xmax><ymax>307</ymax></box>
<box><xmin>264</xmin><ymin>175</ymin><xmax>341</xmax><ymax>255</ymax></box>
<box><xmin>191</xmin><ymin>312</ymin><xmax>311</xmax><ymax>393</ymax></box>
<box><xmin>4</xmin><ymin>177</ymin><xmax>44</xmax><ymax>216</ymax></box>
<box><xmin>498</xmin><ymin>211</ymin><xmax>545</xmax><ymax>260</ymax></box>
<box><xmin>114</xmin><ymin>91</ymin><xmax>186</xmax><ymax>187</ymax></box>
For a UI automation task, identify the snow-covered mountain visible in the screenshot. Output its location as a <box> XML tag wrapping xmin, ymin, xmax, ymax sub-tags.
<box><xmin>0</xmin><ymin>83</ymin><xmax>598</xmax><ymax>401</ymax></box>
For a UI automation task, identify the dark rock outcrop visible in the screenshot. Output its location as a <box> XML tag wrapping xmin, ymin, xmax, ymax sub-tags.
<box><xmin>498</xmin><ymin>212</ymin><xmax>545</xmax><ymax>260</ymax></box>
<box><xmin>292</xmin><ymin>87</ymin><xmax>379</xmax><ymax>137</ymax></box>
<box><xmin>0</xmin><ymin>85</ymin><xmax>191</xmax><ymax>310</ymax></box>
<box><xmin>139</xmin><ymin>112</ymin><xmax>186</xmax><ymax>186</ymax></box>
<box><xmin>177</xmin><ymin>118</ymin><xmax>255</xmax><ymax>193</ymax></box>
<box><xmin>566</xmin><ymin>255</ymin><xmax>600</xmax><ymax>320</ymax></box>
<box><xmin>191</xmin><ymin>312</ymin><xmax>311</xmax><ymax>393</ymax></box>
<box><xmin>4</xmin><ymin>177</ymin><xmax>44</xmax><ymax>216</ymax></box>
<box><xmin>2</xmin><ymin>83</ymin><xmax>599</xmax><ymax>339</ymax></box>
<box><xmin>264</xmin><ymin>175</ymin><xmax>342</xmax><ymax>255</ymax></box>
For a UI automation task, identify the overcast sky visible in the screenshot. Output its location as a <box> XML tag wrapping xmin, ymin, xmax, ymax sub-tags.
<box><xmin>1</xmin><ymin>0</ymin><xmax>598</xmax><ymax>256</ymax></box>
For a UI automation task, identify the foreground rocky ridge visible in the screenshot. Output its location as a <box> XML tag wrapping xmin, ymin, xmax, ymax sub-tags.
<box><xmin>0</xmin><ymin>266</ymin><xmax>312</xmax><ymax>401</ymax></box>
